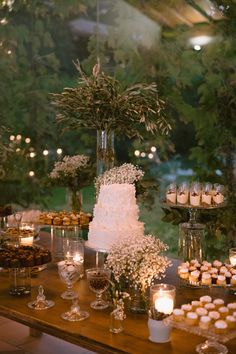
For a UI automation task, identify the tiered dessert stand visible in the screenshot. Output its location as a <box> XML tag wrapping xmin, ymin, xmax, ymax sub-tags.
<box><xmin>163</xmin><ymin>202</ymin><xmax>226</xmax><ymax>262</ymax></box>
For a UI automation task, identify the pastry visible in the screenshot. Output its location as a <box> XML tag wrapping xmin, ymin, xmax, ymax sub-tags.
<box><xmin>213</xmin><ymin>298</ymin><xmax>225</xmax><ymax>309</ymax></box>
<box><xmin>181</xmin><ymin>304</ymin><xmax>192</xmax><ymax>315</ymax></box>
<box><xmin>200</xmin><ymin>295</ymin><xmax>212</xmax><ymax>306</ymax></box>
<box><xmin>189</xmin><ymin>270</ymin><xmax>200</xmax><ymax>283</ymax></box>
<box><xmin>227</xmin><ymin>303</ymin><xmax>236</xmax><ymax>314</ymax></box>
<box><xmin>226</xmin><ymin>315</ymin><xmax>236</xmax><ymax>329</ymax></box>
<box><xmin>201</xmin><ymin>192</ymin><xmax>212</xmax><ymax>206</ymax></box>
<box><xmin>216</xmin><ymin>275</ymin><xmax>226</xmax><ymax>286</ymax></box>
<box><xmin>196</xmin><ymin>307</ymin><xmax>208</xmax><ymax>317</ymax></box>
<box><xmin>199</xmin><ymin>315</ymin><xmax>211</xmax><ymax>330</ymax></box>
<box><xmin>204</xmin><ymin>303</ymin><xmax>216</xmax><ymax>311</ymax></box>
<box><xmin>185</xmin><ymin>312</ymin><xmax>198</xmax><ymax>326</ymax></box>
<box><xmin>179</xmin><ymin>267</ymin><xmax>189</xmax><ymax>280</ymax></box>
<box><xmin>191</xmin><ymin>300</ymin><xmax>201</xmax><ymax>310</ymax></box>
<box><xmin>208</xmin><ymin>311</ymin><xmax>220</xmax><ymax>321</ymax></box>
<box><xmin>201</xmin><ymin>272</ymin><xmax>212</xmax><ymax>286</ymax></box>
<box><xmin>172</xmin><ymin>309</ymin><xmax>185</xmax><ymax>322</ymax></box>
<box><xmin>225</xmin><ymin>271</ymin><xmax>232</xmax><ymax>285</ymax></box>
<box><xmin>214</xmin><ymin>320</ymin><xmax>228</xmax><ymax>334</ymax></box>
<box><xmin>218</xmin><ymin>306</ymin><xmax>229</xmax><ymax>319</ymax></box>
<box><xmin>230</xmin><ymin>275</ymin><xmax>236</xmax><ymax>286</ymax></box>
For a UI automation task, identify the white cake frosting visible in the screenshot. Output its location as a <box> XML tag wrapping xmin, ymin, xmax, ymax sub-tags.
<box><xmin>87</xmin><ymin>183</ymin><xmax>144</xmax><ymax>251</ymax></box>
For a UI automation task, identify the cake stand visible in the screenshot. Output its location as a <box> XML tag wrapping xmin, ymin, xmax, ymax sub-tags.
<box><xmin>85</xmin><ymin>242</ymin><xmax>108</xmax><ymax>267</ymax></box>
<box><xmin>162</xmin><ymin>202</ymin><xmax>226</xmax><ymax>262</ymax></box>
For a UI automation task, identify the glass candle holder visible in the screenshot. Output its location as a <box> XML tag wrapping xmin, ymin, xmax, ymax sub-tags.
<box><xmin>229</xmin><ymin>248</ymin><xmax>236</xmax><ymax>266</ymax></box>
<box><xmin>150</xmin><ymin>283</ymin><xmax>176</xmax><ymax>317</ymax></box>
<box><xmin>63</xmin><ymin>239</ymin><xmax>84</xmax><ymax>276</ymax></box>
<box><xmin>148</xmin><ymin>284</ymin><xmax>176</xmax><ymax>343</ymax></box>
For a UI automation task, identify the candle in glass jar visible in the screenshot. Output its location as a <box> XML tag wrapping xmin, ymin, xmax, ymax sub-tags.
<box><xmin>155</xmin><ymin>296</ymin><xmax>174</xmax><ymax>315</ymax></box>
<box><xmin>20</xmin><ymin>235</ymin><xmax>34</xmax><ymax>246</ymax></box>
<box><xmin>73</xmin><ymin>253</ymin><xmax>83</xmax><ymax>263</ymax></box>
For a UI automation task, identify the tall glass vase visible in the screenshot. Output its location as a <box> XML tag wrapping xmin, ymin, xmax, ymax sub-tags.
<box><xmin>96</xmin><ymin>130</ymin><xmax>115</xmax><ymax>176</ymax></box>
<box><xmin>67</xmin><ymin>189</ymin><xmax>83</xmax><ymax>212</ymax></box>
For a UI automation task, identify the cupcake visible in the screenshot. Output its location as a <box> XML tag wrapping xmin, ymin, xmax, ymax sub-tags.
<box><xmin>191</xmin><ymin>300</ymin><xmax>201</xmax><ymax>311</ymax></box>
<box><xmin>179</xmin><ymin>267</ymin><xmax>189</xmax><ymax>280</ymax></box>
<box><xmin>200</xmin><ymin>295</ymin><xmax>212</xmax><ymax>306</ymax></box>
<box><xmin>231</xmin><ymin>269</ymin><xmax>236</xmax><ymax>275</ymax></box>
<box><xmin>201</xmin><ymin>272</ymin><xmax>212</xmax><ymax>286</ymax></box>
<box><xmin>214</xmin><ymin>320</ymin><xmax>228</xmax><ymax>334</ymax></box>
<box><xmin>216</xmin><ymin>275</ymin><xmax>226</xmax><ymax>286</ymax></box>
<box><xmin>218</xmin><ymin>306</ymin><xmax>229</xmax><ymax>319</ymax></box>
<box><xmin>219</xmin><ymin>266</ymin><xmax>228</xmax><ymax>275</ymax></box>
<box><xmin>196</xmin><ymin>307</ymin><xmax>208</xmax><ymax>317</ymax></box>
<box><xmin>202</xmin><ymin>261</ymin><xmax>212</xmax><ymax>269</ymax></box>
<box><xmin>232</xmin><ymin>311</ymin><xmax>236</xmax><ymax>318</ymax></box>
<box><xmin>181</xmin><ymin>304</ymin><xmax>192</xmax><ymax>315</ymax></box>
<box><xmin>204</xmin><ymin>303</ymin><xmax>216</xmax><ymax>311</ymax></box>
<box><xmin>227</xmin><ymin>303</ymin><xmax>236</xmax><ymax>314</ymax></box>
<box><xmin>199</xmin><ymin>315</ymin><xmax>211</xmax><ymax>330</ymax></box>
<box><xmin>200</xmin><ymin>265</ymin><xmax>209</xmax><ymax>273</ymax></box>
<box><xmin>226</xmin><ymin>315</ymin><xmax>236</xmax><ymax>329</ymax></box>
<box><xmin>189</xmin><ymin>265</ymin><xmax>197</xmax><ymax>272</ymax></box>
<box><xmin>230</xmin><ymin>275</ymin><xmax>236</xmax><ymax>286</ymax></box>
<box><xmin>172</xmin><ymin>308</ymin><xmax>185</xmax><ymax>322</ymax></box>
<box><xmin>213</xmin><ymin>298</ymin><xmax>225</xmax><ymax>309</ymax></box>
<box><xmin>189</xmin><ymin>270</ymin><xmax>200</xmax><ymax>284</ymax></box>
<box><xmin>209</xmin><ymin>311</ymin><xmax>220</xmax><ymax>322</ymax></box>
<box><xmin>209</xmin><ymin>267</ymin><xmax>218</xmax><ymax>275</ymax></box>
<box><xmin>213</xmin><ymin>260</ymin><xmax>222</xmax><ymax>269</ymax></box>
<box><xmin>185</xmin><ymin>312</ymin><xmax>198</xmax><ymax>326</ymax></box>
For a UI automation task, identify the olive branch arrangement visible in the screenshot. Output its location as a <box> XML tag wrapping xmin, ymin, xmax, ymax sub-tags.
<box><xmin>51</xmin><ymin>61</ymin><xmax>171</xmax><ymax>139</ymax></box>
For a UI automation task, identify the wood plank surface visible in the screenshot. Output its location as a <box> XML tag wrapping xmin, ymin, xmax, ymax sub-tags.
<box><xmin>0</xmin><ymin>232</ymin><xmax>236</xmax><ymax>354</ymax></box>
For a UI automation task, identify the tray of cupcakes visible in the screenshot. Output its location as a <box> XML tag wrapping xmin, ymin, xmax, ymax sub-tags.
<box><xmin>37</xmin><ymin>210</ymin><xmax>92</xmax><ymax>228</ymax></box>
<box><xmin>178</xmin><ymin>259</ymin><xmax>236</xmax><ymax>288</ymax></box>
<box><xmin>165</xmin><ymin>295</ymin><xmax>236</xmax><ymax>343</ymax></box>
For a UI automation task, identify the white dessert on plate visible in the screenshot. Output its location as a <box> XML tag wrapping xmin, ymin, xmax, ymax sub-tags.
<box><xmin>87</xmin><ymin>183</ymin><xmax>144</xmax><ymax>251</ymax></box>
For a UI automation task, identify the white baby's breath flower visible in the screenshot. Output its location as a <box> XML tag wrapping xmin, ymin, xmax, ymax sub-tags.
<box><xmin>95</xmin><ymin>163</ymin><xmax>144</xmax><ymax>195</ymax></box>
<box><xmin>106</xmin><ymin>234</ymin><xmax>172</xmax><ymax>290</ymax></box>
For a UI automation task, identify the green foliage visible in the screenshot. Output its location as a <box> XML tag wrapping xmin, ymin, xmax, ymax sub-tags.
<box><xmin>51</xmin><ymin>61</ymin><xmax>171</xmax><ymax>139</ymax></box>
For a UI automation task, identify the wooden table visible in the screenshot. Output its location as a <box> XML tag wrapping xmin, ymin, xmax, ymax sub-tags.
<box><xmin>0</xmin><ymin>233</ymin><xmax>236</xmax><ymax>354</ymax></box>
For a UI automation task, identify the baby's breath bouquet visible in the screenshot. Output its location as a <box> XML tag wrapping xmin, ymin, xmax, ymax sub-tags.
<box><xmin>106</xmin><ymin>234</ymin><xmax>171</xmax><ymax>312</ymax></box>
<box><xmin>49</xmin><ymin>154</ymin><xmax>94</xmax><ymax>211</ymax></box>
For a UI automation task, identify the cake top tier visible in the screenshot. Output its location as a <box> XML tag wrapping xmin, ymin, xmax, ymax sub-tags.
<box><xmin>98</xmin><ymin>183</ymin><xmax>136</xmax><ymax>205</ymax></box>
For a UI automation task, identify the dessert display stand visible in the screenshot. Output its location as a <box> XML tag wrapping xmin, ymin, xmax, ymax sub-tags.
<box><xmin>163</xmin><ymin>202</ymin><xmax>226</xmax><ymax>262</ymax></box>
<box><xmin>164</xmin><ymin>315</ymin><xmax>235</xmax><ymax>354</ymax></box>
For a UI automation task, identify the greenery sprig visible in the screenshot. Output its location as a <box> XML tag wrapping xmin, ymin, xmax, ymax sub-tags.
<box><xmin>51</xmin><ymin>61</ymin><xmax>171</xmax><ymax>139</ymax></box>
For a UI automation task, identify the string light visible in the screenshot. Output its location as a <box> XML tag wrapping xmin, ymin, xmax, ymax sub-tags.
<box><xmin>25</xmin><ymin>137</ymin><xmax>31</xmax><ymax>144</ymax></box>
<box><xmin>16</xmin><ymin>148</ymin><xmax>21</xmax><ymax>153</ymax></box>
<box><xmin>7</xmin><ymin>49</ymin><xmax>12</xmax><ymax>55</ymax></box>
<box><xmin>43</xmin><ymin>149</ymin><xmax>49</xmax><ymax>156</ymax></box>
<box><xmin>148</xmin><ymin>153</ymin><xmax>154</xmax><ymax>159</ymax></box>
<box><xmin>29</xmin><ymin>152</ymin><xmax>36</xmax><ymax>158</ymax></box>
<box><xmin>28</xmin><ymin>171</ymin><xmax>35</xmax><ymax>177</ymax></box>
<box><xmin>134</xmin><ymin>150</ymin><xmax>140</xmax><ymax>157</ymax></box>
<box><xmin>9</xmin><ymin>135</ymin><xmax>15</xmax><ymax>141</ymax></box>
<box><xmin>16</xmin><ymin>134</ymin><xmax>22</xmax><ymax>140</ymax></box>
<box><xmin>56</xmin><ymin>148</ymin><xmax>62</xmax><ymax>155</ymax></box>
<box><xmin>0</xmin><ymin>18</ymin><xmax>8</xmax><ymax>25</ymax></box>
<box><xmin>140</xmin><ymin>152</ymin><xmax>146</xmax><ymax>158</ymax></box>
<box><xmin>150</xmin><ymin>146</ymin><xmax>156</xmax><ymax>152</ymax></box>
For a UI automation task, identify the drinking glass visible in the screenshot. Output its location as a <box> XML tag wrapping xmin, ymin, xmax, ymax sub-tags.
<box><xmin>229</xmin><ymin>248</ymin><xmax>236</xmax><ymax>266</ymax></box>
<box><xmin>58</xmin><ymin>260</ymin><xmax>80</xmax><ymax>299</ymax></box>
<box><xmin>86</xmin><ymin>268</ymin><xmax>111</xmax><ymax>310</ymax></box>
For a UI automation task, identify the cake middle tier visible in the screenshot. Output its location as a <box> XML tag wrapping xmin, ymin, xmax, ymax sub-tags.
<box><xmin>93</xmin><ymin>203</ymin><xmax>140</xmax><ymax>221</ymax></box>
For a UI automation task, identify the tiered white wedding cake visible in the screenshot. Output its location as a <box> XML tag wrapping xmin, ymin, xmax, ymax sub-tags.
<box><xmin>87</xmin><ymin>183</ymin><xmax>144</xmax><ymax>251</ymax></box>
